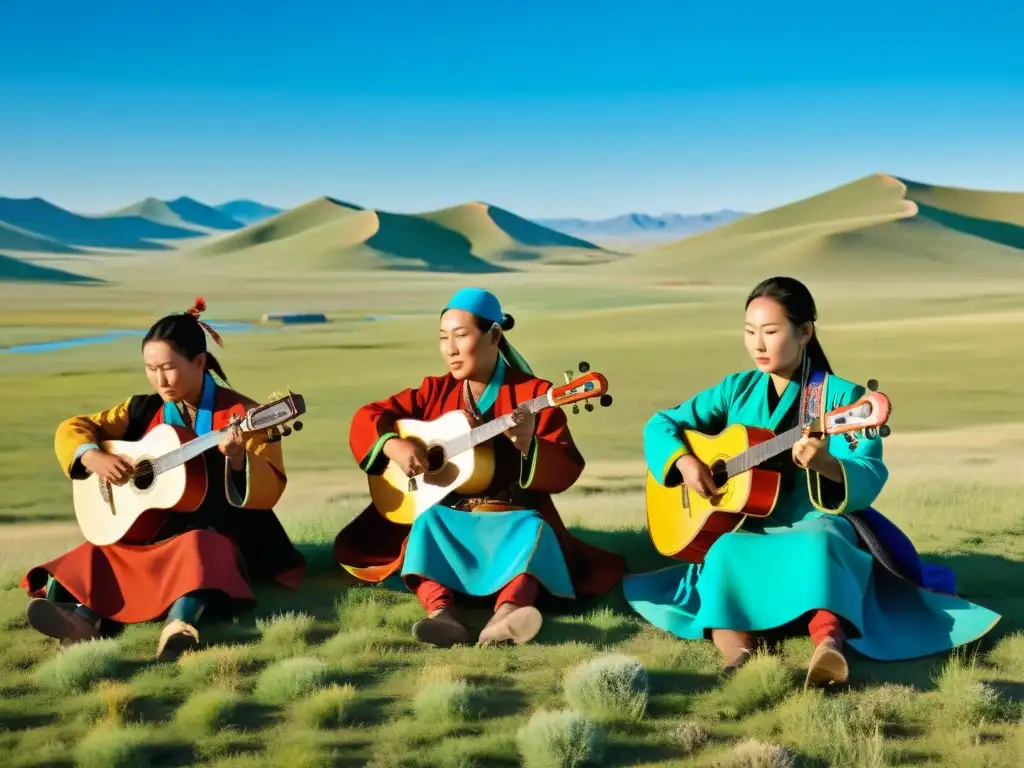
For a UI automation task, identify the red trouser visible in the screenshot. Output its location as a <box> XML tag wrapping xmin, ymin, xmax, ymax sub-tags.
<box><xmin>413</xmin><ymin>574</ymin><xmax>539</xmax><ymax>615</ymax></box>
<box><xmin>808</xmin><ymin>609</ymin><xmax>843</xmax><ymax>645</ymax></box>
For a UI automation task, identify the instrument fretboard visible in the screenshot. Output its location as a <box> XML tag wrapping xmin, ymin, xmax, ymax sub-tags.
<box><xmin>723</xmin><ymin>424</ymin><xmax>805</xmax><ymax>478</ymax></box>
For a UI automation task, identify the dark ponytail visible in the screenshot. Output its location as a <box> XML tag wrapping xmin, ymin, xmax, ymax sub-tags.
<box><xmin>142</xmin><ymin>297</ymin><xmax>230</xmax><ymax>383</ymax></box>
<box><xmin>746</xmin><ymin>277</ymin><xmax>833</xmax><ymax>374</ymax></box>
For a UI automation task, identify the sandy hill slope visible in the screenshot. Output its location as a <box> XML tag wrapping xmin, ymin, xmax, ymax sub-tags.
<box><xmin>189</xmin><ymin>198</ymin><xmax>618</xmax><ymax>273</ymax></box>
<box><xmin>110</xmin><ymin>197</ymin><xmax>243</xmax><ymax>232</ymax></box>
<box><xmin>0</xmin><ymin>197</ymin><xmax>200</xmax><ymax>250</ymax></box>
<box><xmin>0</xmin><ymin>221</ymin><xmax>85</xmax><ymax>254</ymax></box>
<box><xmin>618</xmin><ymin>173</ymin><xmax>1024</xmax><ymax>281</ymax></box>
<box><xmin>0</xmin><ymin>253</ymin><xmax>102</xmax><ymax>284</ymax></box>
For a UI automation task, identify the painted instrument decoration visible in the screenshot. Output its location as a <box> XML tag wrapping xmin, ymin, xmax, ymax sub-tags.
<box><xmin>73</xmin><ymin>391</ymin><xmax>306</xmax><ymax>546</ymax></box>
<box><xmin>369</xmin><ymin>362</ymin><xmax>613</xmax><ymax>525</ymax></box>
<box><xmin>645</xmin><ymin>379</ymin><xmax>892</xmax><ymax>563</ymax></box>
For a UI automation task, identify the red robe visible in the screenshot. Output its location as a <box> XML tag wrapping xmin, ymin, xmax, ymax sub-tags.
<box><xmin>332</xmin><ymin>367</ymin><xmax>626</xmax><ymax>599</ymax></box>
<box><xmin>22</xmin><ymin>387</ymin><xmax>305</xmax><ymax>624</ymax></box>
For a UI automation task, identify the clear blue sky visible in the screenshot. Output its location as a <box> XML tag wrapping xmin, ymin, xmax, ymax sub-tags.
<box><xmin>1</xmin><ymin>1</ymin><xmax>1022</xmax><ymax>218</ymax></box>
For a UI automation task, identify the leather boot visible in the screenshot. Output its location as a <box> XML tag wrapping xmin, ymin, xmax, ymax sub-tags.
<box><xmin>712</xmin><ymin>629</ymin><xmax>755</xmax><ymax>676</ymax></box>
<box><xmin>26</xmin><ymin>599</ymin><xmax>101</xmax><ymax>646</ymax></box>
<box><xmin>412</xmin><ymin>608</ymin><xmax>470</xmax><ymax>648</ymax></box>
<box><xmin>157</xmin><ymin>619</ymin><xmax>200</xmax><ymax>661</ymax></box>
<box><xmin>805</xmin><ymin>634</ymin><xmax>849</xmax><ymax>688</ymax></box>
<box><xmin>477</xmin><ymin>602</ymin><xmax>543</xmax><ymax>647</ymax></box>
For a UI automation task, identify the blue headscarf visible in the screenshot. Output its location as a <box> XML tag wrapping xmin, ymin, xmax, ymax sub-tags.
<box><xmin>442</xmin><ymin>287</ymin><xmax>534</xmax><ymax>376</ymax></box>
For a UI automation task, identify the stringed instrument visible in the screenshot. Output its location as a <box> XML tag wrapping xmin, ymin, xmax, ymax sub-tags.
<box><xmin>645</xmin><ymin>379</ymin><xmax>892</xmax><ymax>563</ymax></box>
<box><xmin>73</xmin><ymin>391</ymin><xmax>306</xmax><ymax>546</ymax></box>
<box><xmin>369</xmin><ymin>362</ymin><xmax>613</xmax><ymax>525</ymax></box>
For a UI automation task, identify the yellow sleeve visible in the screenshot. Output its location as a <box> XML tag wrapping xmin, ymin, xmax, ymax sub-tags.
<box><xmin>55</xmin><ymin>399</ymin><xmax>133</xmax><ymax>479</ymax></box>
<box><xmin>226</xmin><ymin>423</ymin><xmax>288</xmax><ymax>510</ymax></box>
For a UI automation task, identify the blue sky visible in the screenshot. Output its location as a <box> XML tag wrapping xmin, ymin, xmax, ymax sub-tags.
<box><xmin>1</xmin><ymin>1</ymin><xmax>1022</xmax><ymax>218</ymax></box>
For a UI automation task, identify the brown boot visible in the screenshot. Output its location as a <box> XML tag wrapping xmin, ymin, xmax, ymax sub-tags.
<box><xmin>26</xmin><ymin>599</ymin><xmax>101</xmax><ymax>646</ymax></box>
<box><xmin>477</xmin><ymin>602</ymin><xmax>543</xmax><ymax>647</ymax></box>
<box><xmin>157</xmin><ymin>619</ymin><xmax>200</xmax><ymax>661</ymax></box>
<box><xmin>805</xmin><ymin>635</ymin><xmax>849</xmax><ymax>688</ymax></box>
<box><xmin>412</xmin><ymin>608</ymin><xmax>470</xmax><ymax>648</ymax></box>
<box><xmin>712</xmin><ymin>629</ymin><xmax>755</xmax><ymax>676</ymax></box>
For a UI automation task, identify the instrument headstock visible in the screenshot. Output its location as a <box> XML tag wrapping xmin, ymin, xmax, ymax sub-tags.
<box><xmin>551</xmin><ymin>361</ymin><xmax>614</xmax><ymax>415</ymax></box>
<box><xmin>240</xmin><ymin>390</ymin><xmax>306</xmax><ymax>442</ymax></box>
<box><xmin>815</xmin><ymin>379</ymin><xmax>892</xmax><ymax>441</ymax></box>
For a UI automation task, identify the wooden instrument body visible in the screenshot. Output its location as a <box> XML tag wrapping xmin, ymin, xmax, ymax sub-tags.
<box><xmin>645</xmin><ymin>424</ymin><xmax>782</xmax><ymax>563</ymax></box>
<box><xmin>367</xmin><ymin>410</ymin><xmax>497</xmax><ymax>525</ymax></box>
<box><xmin>72</xmin><ymin>424</ymin><xmax>208</xmax><ymax>546</ymax></box>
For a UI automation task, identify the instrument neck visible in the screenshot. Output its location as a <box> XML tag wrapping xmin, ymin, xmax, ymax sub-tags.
<box><xmin>467</xmin><ymin>393</ymin><xmax>549</xmax><ymax>448</ymax></box>
<box><xmin>724</xmin><ymin>424</ymin><xmax>804</xmax><ymax>478</ymax></box>
<box><xmin>149</xmin><ymin>427</ymin><xmax>230</xmax><ymax>476</ymax></box>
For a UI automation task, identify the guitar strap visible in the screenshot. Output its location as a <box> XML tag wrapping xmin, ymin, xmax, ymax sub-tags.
<box><xmin>798</xmin><ymin>366</ymin><xmax>827</xmax><ymax>432</ymax></box>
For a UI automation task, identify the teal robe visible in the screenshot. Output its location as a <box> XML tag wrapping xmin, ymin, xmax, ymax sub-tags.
<box><xmin>623</xmin><ymin>369</ymin><xmax>1001</xmax><ymax>661</ymax></box>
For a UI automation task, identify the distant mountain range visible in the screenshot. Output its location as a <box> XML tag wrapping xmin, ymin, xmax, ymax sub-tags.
<box><xmin>206</xmin><ymin>200</ymin><xmax>749</xmax><ymax>236</ymax></box>
<box><xmin>6</xmin><ymin>178</ymin><xmax>1024</xmax><ymax>286</ymax></box>
<box><xmin>533</xmin><ymin>210</ymin><xmax>749</xmax><ymax>237</ymax></box>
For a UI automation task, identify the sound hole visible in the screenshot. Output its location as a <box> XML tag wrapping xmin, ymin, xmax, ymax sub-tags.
<box><xmin>132</xmin><ymin>459</ymin><xmax>155</xmax><ymax>491</ymax></box>
<box><xmin>425</xmin><ymin>444</ymin><xmax>447</xmax><ymax>474</ymax></box>
<box><xmin>710</xmin><ymin>460</ymin><xmax>729</xmax><ymax>491</ymax></box>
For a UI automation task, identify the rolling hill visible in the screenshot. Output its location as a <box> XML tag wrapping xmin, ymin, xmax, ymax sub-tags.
<box><xmin>0</xmin><ymin>197</ymin><xmax>199</xmax><ymax>250</ymax></box>
<box><xmin>214</xmin><ymin>199</ymin><xmax>284</xmax><ymax>225</ymax></box>
<box><xmin>190</xmin><ymin>197</ymin><xmax>620</xmax><ymax>272</ymax></box>
<box><xmin>0</xmin><ymin>253</ymin><xmax>102</xmax><ymax>284</ymax></box>
<box><xmin>618</xmin><ymin>173</ymin><xmax>1024</xmax><ymax>281</ymax></box>
<box><xmin>0</xmin><ymin>221</ymin><xmax>84</xmax><ymax>254</ymax></box>
<box><xmin>110</xmin><ymin>197</ymin><xmax>243</xmax><ymax>232</ymax></box>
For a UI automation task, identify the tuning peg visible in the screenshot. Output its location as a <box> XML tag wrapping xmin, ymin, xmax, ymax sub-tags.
<box><xmin>281</xmin><ymin>426</ymin><xmax>293</xmax><ymax>438</ymax></box>
<box><xmin>864</xmin><ymin>427</ymin><xmax>878</xmax><ymax>439</ymax></box>
<box><xmin>600</xmin><ymin>395</ymin><xmax>613</xmax><ymax>407</ymax></box>
<box><xmin>584</xmin><ymin>402</ymin><xmax>594</xmax><ymax>412</ymax></box>
<box><xmin>563</xmin><ymin>369</ymin><xmax>574</xmax><ymax>384</ymax></box>
<box><xmin>878</xmin><ymin>425</ymin><xmax>891</xmax><ymax>438</ymax></box>
<box><xmin>267</xmin><ymin>433</ymin><xmax>281</xmax><ymax>443</ymax></box>
<box><xmin>866</xmin><ymin>379</ymin><xmax>878</xmax><ymax>392</ymax></box>
<box><xmin>578</xmin><ymin>361</ymin><xmax>590</xmax><ymax>373</ymax></box>
<box><xmin>572</xmin><ymin>404</ymin><xmax>580</xmax><ymax>415</ymax></box>
<box><xmin>292</xmin><ymin>420</ymin><xmax>303</xmax><ymax>431</ymax></box>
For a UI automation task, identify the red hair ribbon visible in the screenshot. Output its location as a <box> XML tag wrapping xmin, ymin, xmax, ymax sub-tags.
<box><xmin>185</xmin><ymin>296</ymin><xmax>225</xmax><ymax>347</ymax></box>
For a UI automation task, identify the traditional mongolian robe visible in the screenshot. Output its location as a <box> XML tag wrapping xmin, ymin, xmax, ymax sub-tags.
<box><xmin>332</xmin><ymin>357</ymin><xmax>626</xmax><ymax>604</ymax></box>
<box><xmin>22</xmin><ymin>372</ymin><xmax>305</xmax><ymax>624</ymax></box>
<box><xmin>623</xmin><ymin>368</ymin><xmax>1001</xmax><ymax>661</ymax></box>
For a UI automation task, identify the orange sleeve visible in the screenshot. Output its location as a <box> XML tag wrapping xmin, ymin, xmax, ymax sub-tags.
<box><xmin>55</xmin><ymin>399</ymin><xmax>133</xmax><ymax>479</ymax></box>
<box><xmin>519</xmin><ymin>380</ymin><xmax>585</xmax><ymax>494</ymax></box>
<box><xmin>349</xmin><ymin>376</ymin><xmax>438</xmax><ymax>475</ymax></box>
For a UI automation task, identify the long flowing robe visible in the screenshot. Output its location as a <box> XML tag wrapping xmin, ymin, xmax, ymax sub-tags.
<box><xmin>332</xmin><ymin>364</ymin><xmax>625</xmax><ymax>601</ymax></box>
<box><xmin>22</xmin><ymin>373</ymin><xmax>306</xmax><ymax>624</ymax></box>
<box><xmin>622</xmin><ymin>368</ymin><xmax>1001</xmax><ymax>661</ymax></box>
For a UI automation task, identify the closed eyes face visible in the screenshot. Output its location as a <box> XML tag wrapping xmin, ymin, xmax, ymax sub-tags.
<box><xmin>743</xmin><ymin>297</ymin><xmax>810</xmax><ymax>374</ymax></box>
<box><xmin>143</xmin><ymin>340</ymin><xmax>205</xmax><ymax>402</ymax></box>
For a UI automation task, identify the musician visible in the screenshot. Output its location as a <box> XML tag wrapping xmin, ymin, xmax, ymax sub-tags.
<box><xmin>333</xmin><ymin>287</ymin><xmax>625</xmax><ymax>648</ymax></box>
<box><xmin>623</xmin><ymin>276</ymin><xmax>1000</xmax><ymax>685</ymax></box>
<box><xmin>21</xmin><ymin>298</ymin><xmax>305</xmax><ymax>659</ymax></box>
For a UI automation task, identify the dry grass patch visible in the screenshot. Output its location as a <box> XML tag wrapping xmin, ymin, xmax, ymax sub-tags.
<box><xmin>516</xmin><ymin>708</ymin><xmax>605</xmax><ymax>768</ymax></box>
<box><xmin>292</xmin><ymin>682</ymin><xmax>359</xmax><ymax>729</ymax></box>
<box><xmin>35</xmin><ymin>638</ymin><xmax>120</xmax><ymax>694</ymax></box>
<box><xmin>254</xmin><ymin>656</ymin><xmax>329</xmax><ymax>705</ymax></box>
<box><xmin>413</xmin><ymin>662</ymin><xmax>474</xmax><ymax>723</ymax></box>
<box><xmin>563</xmin><ymin>652</ymin><xmax>649</xmax><ymax>722</ymax></box>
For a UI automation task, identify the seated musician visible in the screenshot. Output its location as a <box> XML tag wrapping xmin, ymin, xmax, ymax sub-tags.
<box><xmin>21</xmin><ymin>298</ymin><xmax>305</xmax><ymax>660</ymax></box>
<box><xmin>623</xmin><ymin>276</ymin><xmax>1001</xmax><ymax>685</ymax></box>
<box><xmin>333</xmin><ymin>287</ymin><xmax>625</xmax><ymax>647</ymax></box>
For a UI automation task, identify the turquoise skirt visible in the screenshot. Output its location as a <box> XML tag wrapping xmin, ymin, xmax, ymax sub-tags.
<box><xmin>401</xmin><ymin>505</ymin><xmax>576</xmax><ymax>599</ymax></box>
<box><xmin>622</xmin><ymin>515</ymin><xmax>1000</xmax><ymax>661</ymax></box>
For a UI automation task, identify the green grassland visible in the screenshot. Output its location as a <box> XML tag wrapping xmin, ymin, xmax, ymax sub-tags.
<box><xmin>1</xmin><ymin>174</ymin><xmax>1023</xmax><ymax>766</ymax></box>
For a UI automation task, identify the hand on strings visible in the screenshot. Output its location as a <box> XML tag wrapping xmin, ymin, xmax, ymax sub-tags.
<box><xmin>504</xmin><ymin>406</ymin><xmax>536</xmax><ymax>454</ymax></box>
<box><xmin>218</xmin><ymin>425</ymin><xmax>246</xmax><ymax>471</ymax></box>
<box><xmin>792</xmin><ymin>427</ymin><xmax>832</xmax><ymax>473</ymax></box>
<box><xmin>383</xmin><ymin>438</ymin><xmax>429</xmax><ymax>477</ymax></box>
<box><xmin>81</xmin><ymin>449</ymin><xmax>134</xmax><ymax>485</ymax></box>
<box><xmin>675</xmin><ymin>454</ymin><xmax>719</xmax><ymax>500</ymax></box>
